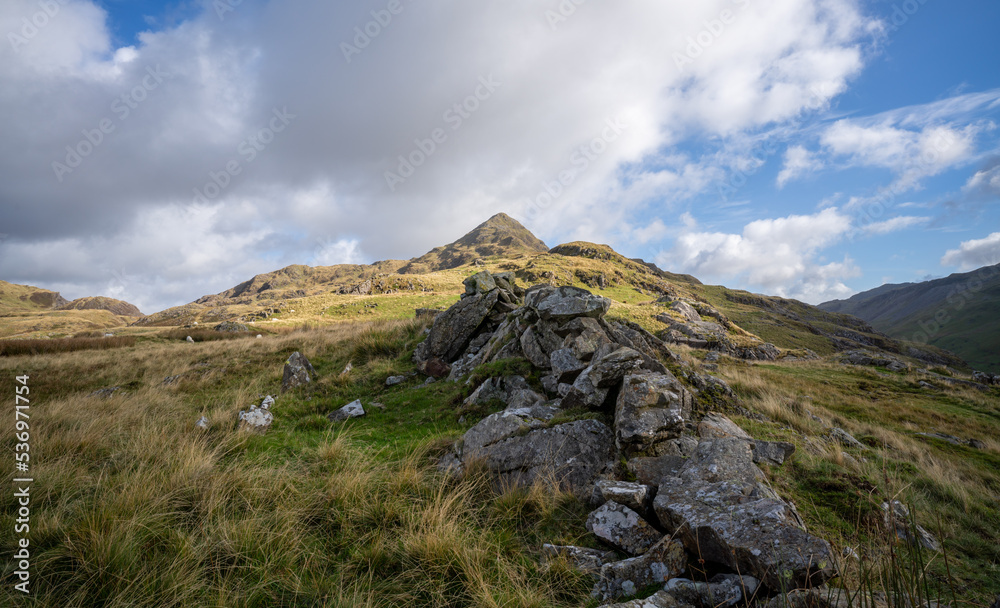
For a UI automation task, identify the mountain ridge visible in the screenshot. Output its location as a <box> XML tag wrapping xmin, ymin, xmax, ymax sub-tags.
<box><xmin>820</xmin><ymin>264</ymin><xmax>1000</xmax><ymax>372</ymax></box>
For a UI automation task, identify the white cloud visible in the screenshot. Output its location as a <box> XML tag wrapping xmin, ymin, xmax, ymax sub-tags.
<box><xmin>0</xmin><ymin>0</ymin><xmax>880</xmax><ymax>311</ymax></box>
<box><xmin>861</xmin><ymin>215</ymin><xmax>929</xmax><ymax>235</ymax></box>
<box><xmin>776</xmin><ymin>145</ymin><xmax>822</xmax><ymax>187</ymax></box>
<box><xmin>821</xmin><ymin>121</ymin><xmax>979</xmax><ymax>190</ymax></box>
<box><xmin>941</xmin><ymin>232</ymin><xmax>1000</xmax><ymax>270</ymax></box>
<box><xmin>661</xmin><ymin>208</ymin><xmax>859</xmax><ymax>303</ymax></box>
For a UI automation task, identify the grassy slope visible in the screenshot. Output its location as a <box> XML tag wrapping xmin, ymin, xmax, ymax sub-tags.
<box><xmin>1</xmin><ymin>312</ymin><xmax>998</xmax><ymax>605</ymax></box>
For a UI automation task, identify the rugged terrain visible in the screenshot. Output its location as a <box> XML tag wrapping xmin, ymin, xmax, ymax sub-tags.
<box><xmin>1</xmin><ymin>214</ymin><xmax>999</xmax><ymax>606</ymax></box>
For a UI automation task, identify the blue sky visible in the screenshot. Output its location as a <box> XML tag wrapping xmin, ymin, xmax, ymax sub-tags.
<box><xmin>1</xmin><ymin>0</ymin><xmax>999</xmax><ymax>312</ymax></box>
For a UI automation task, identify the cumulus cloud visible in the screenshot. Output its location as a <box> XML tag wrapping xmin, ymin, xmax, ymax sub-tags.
<box><xmin>0</xmin><ymin>0</ymin><xmax>880</xmax><ymax>311</ymax></box>
<box><xmin>776</xmin><ymin>145</ymin><xmax>822</xmax><ymax>187</ymax></box>
<box><xmin>941</xmin><ymin>232</ymin><xmax>1000</xmax><ymax>270</ymax></box>
<box><xmin>660</xmin><ymin>208</ymin><xmax>859</xmax><ymax>303</ymax></box>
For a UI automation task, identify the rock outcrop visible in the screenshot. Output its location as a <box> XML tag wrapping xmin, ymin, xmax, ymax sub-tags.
<box><xmin>418</xmin><ymin>272</ymin><xmax>840</xmax><ymax>603</ymax></box>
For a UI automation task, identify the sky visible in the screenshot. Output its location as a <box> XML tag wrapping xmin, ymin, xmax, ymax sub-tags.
<box><xmin>1</xmin><ymin>0</ymin><xmax>999</xmax><ymax>314</ymax></box>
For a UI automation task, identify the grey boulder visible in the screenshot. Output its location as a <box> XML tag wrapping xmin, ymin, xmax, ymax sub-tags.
<box><xmin>592</xmin><ymin>536</ymin><xmax>687</xmax><ymax>602</ymax></box>
<box><xmin>586</xmin><ymin>501</ymin><xmax>663</xmax><ymax>556</ymax></box>
<box><xmin>328</xmin><ymin>399</ymin><xmax>365</xmax><ymax>422</ymax></box>
<box><xmin>281</xmin><ymin>351</ymin><xmax>316</xmax><ymax>393</ymax></box>
<box><xmin>615</xmin><ymin>372</ymin><xmax>692</xmax><ymax>457</ymax></box>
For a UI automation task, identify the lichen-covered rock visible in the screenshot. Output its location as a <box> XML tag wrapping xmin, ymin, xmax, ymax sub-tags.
<box><xmin>592</xmin><ymin>536</ymin><xmax>686</xmax><ymax>602</ymax></box>
<box><xmin>592</xmin><ymin>480</ymin><xmax>654</xmax><ymax>514</ymax></box>
<box><xmin>463</xmin><ymin>270</ymin><xmax>496</xmax><ymax>295</ymax></box>
<box><xmin>664</xmin><ymin>574</ymin><xmax>759</xmax><ymax>608</ymax></box>
<box><xmin>281</xmin><ymin>351</ymin><xmax>315</xmax><ymax>393</ymax></box>
<box><xmin>328</xmin><ymin>399</ymin><xmax>365</xmax><ymax>422</ymax></box>
<box><xmin>550</xmin><ymin>348</ymin><xmax>588</xmax><ymax>383</ymax></box>
<box><xmin>697</xmin><ymin>413</ymin><xmax>751</xmax><ymax>439</ymax></box>
<box><xmin>540</xmin><ymin>544</ymin><xmax>616</xmax><ymax>577</ymax></box>
<box><xmin>680</xmin><ymin>438</ymin><xmax>763</xmax><ymax>485</ymax></box>
<box><xmin>654</xmin><ymin>478</ymin><xmax>837</xmax><ymax>591</ymax></box>
<box><xmin>466</xmin><ymin>419</ymin><xmax>615</xmax><ymax>495</ymax></box>
<box><xmin>461</xmin><ymin>405</ymin><xmax>559</xmax><ymax>458</ymax></box>
<box><xmin>414</xmin><ymin>289</ymin><xmax>500</xmax><ymax>363</ymax></box>
<box><xmin>627</xmin><ymin>454</ymin><xmax>688</xmax><ymax>486</ymax></box>
<box><xmin>830</xmin><ymin>427</ymin><xmax>866</xmax><ymax>450</ymax></box>
<box><xmin>589</xmin><ymin>347</ymin><xmax>644</xmax><ymax>388</ymax></box>
<box><xmin>753</xmin><ymin>440</ymin><xmax>796</xmax><ymax>466</ymax></box>
<box><xmin>238</xmin><ymin>395</ymin><xmax>275</xmax><ymax>432</ymax></box>
<box><xmin>586</xmin><ymin>501</ymin><xmax>663</xmax><ymax>556</ymax></box>
<box><xmin>527</xmin><ymin>285</ymin><xmax>611</xmax><ymax>321</ymax></box>
<box><xmin>615</xmin><ymin>372</ymin><xmax>692</xmax><ymax>457</ymax></box>
<box><xmin>464</xmin><ymin>375</ymin><xmax>545</xmax><ymax>411</ymax></box>
<box><xmin>561</xmin><ymin>366</ymin><xmax>611</xmax><ymax>410</ymax></box>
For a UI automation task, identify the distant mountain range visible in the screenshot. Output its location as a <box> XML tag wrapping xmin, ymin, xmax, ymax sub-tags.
<box><xmin>820</xmin><ymin>265</ymin><xmax>1000</xmax><ymax>372</ymax></box>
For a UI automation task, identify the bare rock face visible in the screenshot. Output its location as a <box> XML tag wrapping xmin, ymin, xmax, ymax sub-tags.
<box><xmin>586</xmin><ymin>501</ymin><xmax>663</xmax><ymax>556</ymax></box>
<box><xmin>281</xmin><ymin>352</ymin><xmax>315</xmax><ymax>393</ymax></box>
<box><xmin>679</xmin><ymin>438</ymin><xmax>763</xmax><ymax>485</ymax></box>
<box><xmin>654</xmin><ymin>478</ymin><xmax>836</xmax><ymax>591</ymax></box>
<box><xmin>753</xmin><ymin>440</ymin><xmax>796</xmax><ymax>466</ymax></box>
<box><xmin>464</xmin><ymin>376</ymin><xmax>545</xmax><ymax>411</ymax></box>
<box><xmin>664</xmin><ymin>574</ymin><xmax>759</xmax><ymax>608</ymax></box>
<box><xmin>414</xmin><ymin>289</ymin><xmax>501</xmax><ymax>363</ymax></box>
<box><xmin>615</xmin><ymin>372</ymin><xmax>692</xmax><ymax>457</ymax></box>
<box><xmin>464</xmin><ymin>419</ymin><xmax>615</xmax><ymax>496</ymax></box>
<box><xmin>698</xmin><ymin>412</ymin><xmax>751</xmax><ymax>439</ymax></box>
<box><xmin>592</xmin><ymin>536</ymin><xmax>687</xmax><ymax>602</ymax></box>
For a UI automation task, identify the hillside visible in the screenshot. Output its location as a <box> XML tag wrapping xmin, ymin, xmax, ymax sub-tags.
<box><xmin>60</xmin><ymin>296</ymin><xmax>143</xmax><ymax>317</ymax></box>
<box><xmin>399</xmin><ymin>212</ymin><xmax>549</xmax><ymax>273</ymax></box>
<box><xmin>821</xmin><ymin>264</ymin><xmax>1000</xmax><ymax>372</ymax></box>
<box><xmin>0</xmin><ymin>282</ymin><xmax>141</xmax><ymax>339</ymax></box>
<box><xmin>0</xmin><ymin>279</ymin><xmax>70</xmax><ymax>311</ymax></box>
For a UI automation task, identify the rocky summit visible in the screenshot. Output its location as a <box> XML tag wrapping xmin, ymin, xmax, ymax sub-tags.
<box><xmin>424</xmin><ymin>270</ymin><xmax>838</xmax><ymax>603</ymax></box>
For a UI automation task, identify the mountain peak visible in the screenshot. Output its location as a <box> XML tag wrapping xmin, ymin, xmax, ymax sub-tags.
<box><xmin>401</xmin><ymin>212</ymin><xmax>548</xmax><ymax>273</ymax></box>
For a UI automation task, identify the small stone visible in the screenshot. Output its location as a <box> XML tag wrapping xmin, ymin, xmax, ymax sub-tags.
<box><xmin>186</xmin><ymin>336</ymin><xmax>194</xmax><ymax>343</ymax></box>
<box><xmin>195</xmin><ymin>416</ymin><xmax>209</xmax><ymax>429</ymax></box>
<box><xmin>328</xmin><ymin>399</ymin><xmax>366</xmax><ymax>422</ymax></box>
<box><xmin>830</xmin><ymin>427</ymin><xmax>866</xmax><ymax>450</ymax></box>
<box><xmin>592</xmin><ymin>480</ymin><xmax>654</xmax><ymax>514</ymax></box>
<box><xmin>753</xmin><ymin>440</ymin><xmax>796</xmax><ymax>466</ymax></box>
<box><xmin>256</xmin><ymin>334</ymin><xmax>263</xmax><ymax>339</ymax></box>
<box><xmin>281</xmin><ymin>351</ymin><xmax>316</xmax><ymax>393</ymax></box>
<box><xmin>386</xmin><ymin>375</ymin><xmax>406</xmax><ymax>386</ymax></box>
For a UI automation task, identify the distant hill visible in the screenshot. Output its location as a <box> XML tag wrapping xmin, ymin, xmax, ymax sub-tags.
<box><xmin>399</xmin><ymin>213</ymin><xmax>548</xmax><ymax>273</ymax></box>
<box><xmin>0</xmin><ymin>281</ymin><xmax>142</xmax><ymax>339</ymax></box>
<box><xmin>0</xmin><ymin>280</ymin><xmax>70</xmax><ymax>311</ymax></box>
<box><xmin>60</xmin><ymin>296</ymin><xmax>143</xmax><ymax>317</ymax></box>
<box><xmin>820</xmin><ymin>264</ymin><xmax>1000</xmax><ymax>372</ymax></box>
